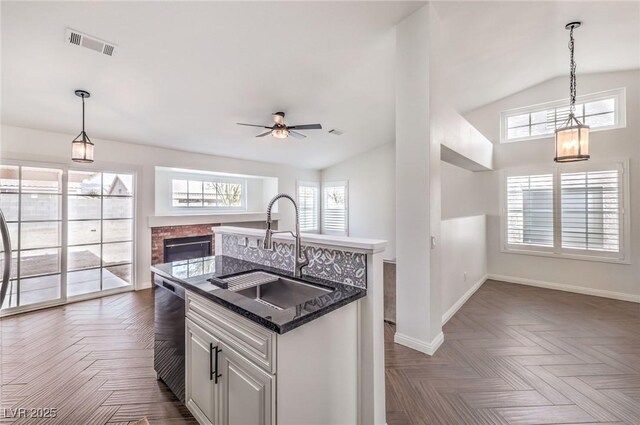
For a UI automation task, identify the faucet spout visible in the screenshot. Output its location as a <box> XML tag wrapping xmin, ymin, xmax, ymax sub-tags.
<box><xmin>264</xmin><ymin>193</ymin><xmax>309</xmax><ymax>278</ymax></box>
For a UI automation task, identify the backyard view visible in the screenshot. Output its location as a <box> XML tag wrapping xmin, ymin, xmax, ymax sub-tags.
<box><xmin>0</xmin><ymin>166</ymin><xmax>134</xmax><ymax>310</ymax></box>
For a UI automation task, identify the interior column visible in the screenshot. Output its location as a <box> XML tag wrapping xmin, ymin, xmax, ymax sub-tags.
<box><xmin>394</xmin><ymin>4</ymin><xmax>443</xmax><ymax>356</ymax></box>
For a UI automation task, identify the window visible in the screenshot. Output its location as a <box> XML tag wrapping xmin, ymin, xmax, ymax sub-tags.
<box><xmin>502</xmin><ymin>161</ymin><xmax>628</xmax><ymax>262</ymax></box>
<box><xmin>501</xmin><ymin>88</ymin><xmax>626</xmax><ymax>143</ymax></box>
<box><xmin>506</xmin><ymin>174</ymin><xmax>554</xmax><ymax>248</ymax></box>
<box><xmin>67</xmin><ymin>171</ymin><xmax>135</xmax><ymax>297</ymax></box>
<box><xmin>0</xmin><ymin>165</ymin><xmax>63</xmax><ymax>309</ymax></box>
<box><xmin>1</xmin><ymin>164</ymin><xmax>135</xmax><ymax>313</ymax></box>
<box><xmin>171</xmin><ymin>178</ymin><xmax>245</xmax><ymax>210</ymax></box>
<box><xmin>322</xmin><ymin>181</ymin><xmax>348</xmax><ymax>236</ymax></box>
<box><xmin>297</xmin><ymin>181</ymin><xmax>319</xmax><ymax>233</ymax></box>
<box><xmin>561</xmin><ymin>170</ymin><xmax>620</xmax><ymax>253</ymax></box>
<box><xmin>156</xmin><ymin>166</ymin><xmax>277</xmax><ymax>217</ymax></box>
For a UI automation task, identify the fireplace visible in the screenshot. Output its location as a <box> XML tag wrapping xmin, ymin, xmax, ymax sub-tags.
<box><xmin>164</xmin><ymin>235</ymin><xmax>212</xmax><ymax>263</ymax></box>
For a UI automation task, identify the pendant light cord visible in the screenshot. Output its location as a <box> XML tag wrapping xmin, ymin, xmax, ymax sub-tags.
<box><xmin>569</xmin><ymin>26</ymin><xmax>577</xmax><ymax>114</ymax></box>
<box><xmin>82</xmin><ymin>94</ymin><xmax>85</xmax><ymax>133</ymax></box>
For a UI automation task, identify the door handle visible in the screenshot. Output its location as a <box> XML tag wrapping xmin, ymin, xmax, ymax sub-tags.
<box><xmin>210</xmin><ymin>343</ymin><xmax>215</xmax><ymax>381</ymax></box>
<box><xmin>214</xmin><ymin>346</ymin><xmax>222</xmax><ymax>384</ymax></box>
<box><xmin>210</xmin><ymin>344</ymin><xmax>222</xmax><ymax>383</ymax></box>
<box><xmin>0</xmin><ymin>209</ymin><xmax>12</xmax><ymax>307</ymax></box>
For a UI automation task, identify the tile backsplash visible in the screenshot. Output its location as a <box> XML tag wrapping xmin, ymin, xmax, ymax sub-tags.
<box><xmin>221</xmin><ymin>234</ymin><xmax>367</xmax><ymax>288</ymax></box>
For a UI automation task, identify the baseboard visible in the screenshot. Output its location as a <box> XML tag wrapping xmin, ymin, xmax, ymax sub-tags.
<box><xmin>487</xmin><ymin>274</ymin><xmax>640</xmax><ymax>303</ymax></box>
<box><xmin>441</xmin><ymin>274</ymin><xmax>488</xmax><ymax>325</ymax></box>
<box><xmin>394</xmin><ymin>331</ymin><xmax>444</xmax><ymax>356</ymax></box>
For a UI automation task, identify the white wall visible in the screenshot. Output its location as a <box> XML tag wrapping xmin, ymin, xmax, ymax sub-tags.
<box><xmin>441</xmin><ymin>215</ymin><xmax>487</xmax><ymax>323</ymax></box>
<box><xmin>440</xmin><ymin>161</ymin><xmax>489</xmax><ymax>324</ymax></box>
<box><xmin>0</xmin><ymin>125</ymin><xmax>320</xmax><ymax>289</ymax></box>
<box><xmin>320</xmin><ymin>143</ymin><xmax>396</xmax><ymax>260</ymax></box>
<box><xmin>465</xmin><ymin>70</ymin><xmax>640</xmax><ymax>299</ymax></box>
<box><xmin>441</xmin><ymin>161</ymin><xmax>489</xmax><ymax>219</ymax></box>
<box><xmin>436</xmin><ymin>105</ymin><xmax>493</xmax><ymax>171</ymax></box>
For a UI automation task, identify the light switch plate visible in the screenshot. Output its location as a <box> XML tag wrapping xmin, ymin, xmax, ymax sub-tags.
<box><xmin>237</xmin><ymin>237</ymin><xmax>247</xmax><ymax>247</ymax></box>
<box><xmin>248</xmin><ymin>238</ymin><xmax>259</xmax><ymax>249</ymax></box>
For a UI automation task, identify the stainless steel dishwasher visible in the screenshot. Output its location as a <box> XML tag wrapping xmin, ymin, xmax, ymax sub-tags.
<box><xmin>154</xmin><ymin>275</ymin><xmax>185</xmax><ymax>402</ymax></box>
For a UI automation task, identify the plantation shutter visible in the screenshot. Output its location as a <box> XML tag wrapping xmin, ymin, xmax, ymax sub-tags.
<box><xmin>560</xmin><ymin>168</ymin><xmax>621</xmax><ymax>252</ymax></box>
<box><xmin>321</xmin><ymin>182</ymin><xmax>348</xmax><ymax>236</ymax></box>
<box><xmin>506</xmin><ymin>174</ymin><xmax>554</xmax><ymax>247</ymax></box>
<box><xmin>297</xmin><ymin>182</ymin><xmax>319</xmax><ymax>233</ymax></box>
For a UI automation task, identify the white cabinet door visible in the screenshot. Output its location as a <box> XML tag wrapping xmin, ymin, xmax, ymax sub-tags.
<box><xmin>186</xmin><ymin>318</ymin><xmax>220</xmax><ymax>425</ymax></box>
<box><xmin>217</xmin><ymin>342</ymin><xmax>275</xmax><ymax>425</ymax></box>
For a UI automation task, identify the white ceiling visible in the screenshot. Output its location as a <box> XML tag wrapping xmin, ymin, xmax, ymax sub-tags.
<box><xmin>3</xmin><ymin>2</ymin><xmax>638</xmax><ymax>169</ymax></box>
<box><xmin>1</xmin><ymin>1</ymin><xmax>422</xmax><ymax>169</ymax></box>
<box><xmin>433</xmin><ymin>1</ymin><xmax>640</xmax><ymax>113</ymax></box>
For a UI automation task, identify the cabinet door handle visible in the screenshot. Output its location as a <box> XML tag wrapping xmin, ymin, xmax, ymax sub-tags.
<box><xmin>214</xmin><ymin>346</ymin><xmax>222</xmax><ymax>384</ymax></box>
<box><xmin>209</xmin><ymin>343</ymin><xmax>215</xmax><ymax>381</ymax></box>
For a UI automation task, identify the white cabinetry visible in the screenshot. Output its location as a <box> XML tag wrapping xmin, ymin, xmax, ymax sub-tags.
<box><xmin>185</xmin><ymin>319</ymin><xmax>219</xmax><ymax>425</ymax></box>
<box><xmin>218</xmin><ymin>341</ymin><xmax>274</xmax><ymax>425</ymax></box>
<box><xmin>185</xmin><ymin>290</ymin><xmax>358</xmax><ymax>425</ymax></box>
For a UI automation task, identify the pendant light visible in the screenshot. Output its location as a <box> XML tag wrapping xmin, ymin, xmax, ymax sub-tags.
<box><xmin>71</xmin><ymin>89</ymin><xmax>94</xmax><ymax>163</ymax></box>
<box><xmin>555</xmin><ymin>22</ymin><xmax>589</xmax><ymax>163</ymax></box>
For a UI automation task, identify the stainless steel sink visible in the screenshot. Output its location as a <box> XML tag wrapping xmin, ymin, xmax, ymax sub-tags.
<box><xmin>222</xmin><ymin>272</ymin><xmax>332</xmax><ymax>310</ymax></box>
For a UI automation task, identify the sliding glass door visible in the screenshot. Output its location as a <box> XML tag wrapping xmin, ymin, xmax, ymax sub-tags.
<box><xmin>0</xmin><ymin>163</ymin><xmax>135</xmax><ymax>314</ymax></box>
<box><xmin>0</xmin><ymin>165</ymin><xmax>63</xmax><ymax>309</ymax></box>
<box><xmin>67</xmin><ymin>171</ymin><xmax>134</xmax><ymax>297</ymax></box>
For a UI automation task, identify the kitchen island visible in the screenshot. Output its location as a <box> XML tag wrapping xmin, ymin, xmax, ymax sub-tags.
<box><xmin>152</xmin><ymin>226</ymin><xmax>387</xmax><ymax>425</ymax></box>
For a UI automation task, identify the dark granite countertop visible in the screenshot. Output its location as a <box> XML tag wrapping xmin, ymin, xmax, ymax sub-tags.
<box><xmin>151</xmin><ymin>255</ymin><xmax>366</xmax><ymax>334</ymax></box>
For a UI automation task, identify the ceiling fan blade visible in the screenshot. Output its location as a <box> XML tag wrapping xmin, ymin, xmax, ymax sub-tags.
<box><xmin>289</xmin><ymin>131</ymin><xmax>307</xmax><ymax>139</ymax></box>
<box><xmin>288</xmin><ymin>124</ymin><xmax>322</xmax><ymax>130</ymax></box>
<box><xmin>237</xmin><ymin>123</ymin><xmax>271</xmax><ymax>128</ymax></box>
<box><xmin>256</xmin><ymin>130</ymin><xmax>272</xmax><ymax>137</ymax></box>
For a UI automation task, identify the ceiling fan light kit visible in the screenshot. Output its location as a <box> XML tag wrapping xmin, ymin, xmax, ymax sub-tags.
<box><xmin>555</xmin><ymin>21</ymin><xmax>590</xmax><ymax>163</ymax></box>
<box><xmin>237</xmin><ymin>112</ymin><xmax>322</xmax><ymax>140</ymax></box>
<box><xmin>71</xmin><ymin>89</ymin><xmax>95</xmax><ymax>163</ymax></box>
<box><xmin>272</xmin><ymin>128</ymin><xmax>290</xmax><ymax>139</ymax></box>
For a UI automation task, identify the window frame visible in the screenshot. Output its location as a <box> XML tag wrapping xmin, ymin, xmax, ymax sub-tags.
<box><xmin>67</xmin><ymin>170</ymin><xmax>136</xmax><ymax>298</ymax></box>
<box><xmin>500</xmin><ymin>159</ymin><xmax>630</xmax><ymax>264</ymax></box>
<box><xmin>0</xmin><ymin>158</ymin><xmax>137</xmax><ymax>317</ymax></box>
<box><xmin>500</xmin><ymin>88</ymin><xmax>627</xmax><ymax>143</ymax></box>
<box><xmin>170</xmin><ymin>175</ymin><xmax>247</xmax><ymax>213</ymax></box>
<box><xmin>321</xmin><ymin>181</ymin><xmax>349</xmax><ymax>236</ymax></box>
<box><xmin>296</xmin><ymin>180</ymin><xmax>320</xmax><ymax>234</ymax></box>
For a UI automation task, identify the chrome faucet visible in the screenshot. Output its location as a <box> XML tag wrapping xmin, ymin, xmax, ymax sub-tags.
<box><xmin>263</xmin><ymin>193</ymin><xmax>309</xmax><ymax>278</ymax></box>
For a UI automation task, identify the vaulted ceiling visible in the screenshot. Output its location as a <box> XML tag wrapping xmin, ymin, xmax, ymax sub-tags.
<box><xmin>1</xmin><ymin>1</ymin><xmax>421</xmax><ymax>169</ymax></box>
<box><xmin>434</xmin><ymin>1</ymin><xmax>640</xmax><ymax>113</ymax></box>
<box><xmin>2</xmin><ymin>2</ymin><xmax>638</xmax><ymax>169</ymax></box>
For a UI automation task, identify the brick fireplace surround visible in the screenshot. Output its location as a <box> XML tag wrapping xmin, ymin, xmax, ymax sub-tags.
<box><xmin>151</xmin><ymin>223</ymin><xmax>220</xmax><ymax>265</ymax></box>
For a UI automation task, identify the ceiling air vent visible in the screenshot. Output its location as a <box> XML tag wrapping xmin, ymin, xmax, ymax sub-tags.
<box><xmin>65</xmin><ymin>28</ymin><xmax>116</xmax><ymax>57</ymax></box>
<box><xmin>328</xmin><ymin>129</ymin><xmax>344</xmax><ymax>136</ymax></box>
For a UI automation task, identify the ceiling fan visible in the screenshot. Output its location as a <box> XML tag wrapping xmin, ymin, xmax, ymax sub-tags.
<box><xmin>237</xmin><ymin>112</ymin><xmax>322</xmax><ymax>139</ymax></box>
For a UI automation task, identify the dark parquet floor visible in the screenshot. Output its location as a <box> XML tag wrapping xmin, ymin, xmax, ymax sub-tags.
<box><xmin>1</xmin><ymin>280</ymin><xmax>639</xmax><ymax>424</ymax></box>
<box><xmin>0</xmin><ymin>289</ymin><xmax>196</xmax><ymax>425</ymax></box>
<box><xmin>385</xmin><ymin>280</ymin><xmax>640</xmax><ymax>425</ymax></box>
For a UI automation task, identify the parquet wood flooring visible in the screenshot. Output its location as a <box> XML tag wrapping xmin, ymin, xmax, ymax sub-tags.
<box><xmin>1</xmin><ymin>279</ymin><xmax>638</xmax><ymax>424</ymax></box>
<box><xmin>385</xmin><ymin>280</ymin><xmax>640</xmax><ymax>425</ymax></box>
<box><xmin>0</xmin><ymin>289</ymin><xmax>196</xmax><ymax>425</ymax></box>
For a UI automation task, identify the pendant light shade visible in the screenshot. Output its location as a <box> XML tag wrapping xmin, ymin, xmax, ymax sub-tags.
<box><xmin>555</xmin><ymin>115</ymin><xmax>589</xmax><ymax>162</ymax></box>
<box><xmin>71</xmin><ymin>132</ymin><xmax>95</xmax><ymax>163</ymax></box>
<box><xmin>555</xmin><ymin>22</ymin><xmax>589</xmax><ymax>163</ymax></box>
<box><xmin>71</xmin><ymin>90</ymin><xmax>94</xmax><ymax>163</ymax></box>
